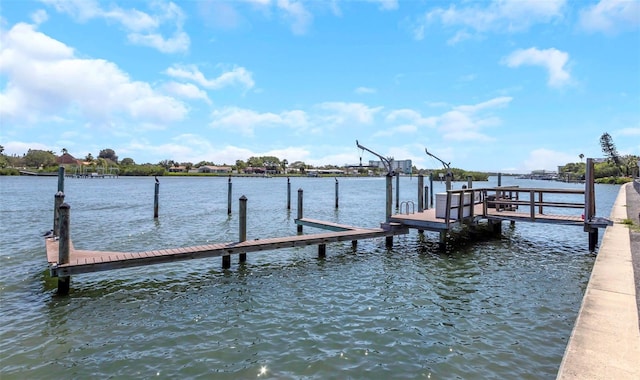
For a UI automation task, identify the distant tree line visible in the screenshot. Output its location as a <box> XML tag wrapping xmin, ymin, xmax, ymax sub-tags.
<box><xmin>1</xmin><ymin>134</ymin><xmax>638</xmax><ymax>181</ymax></box>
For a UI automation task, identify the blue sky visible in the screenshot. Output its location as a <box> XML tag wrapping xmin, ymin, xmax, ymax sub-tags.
<box><xmin>1</xmin><ymin>0</ymin><xmax>638</xmax><ymax>172</ymax></box>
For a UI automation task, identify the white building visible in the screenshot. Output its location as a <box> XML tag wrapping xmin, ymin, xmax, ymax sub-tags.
<box><xmin>368</xmin><ymin>159</ymin><xmax>412</xmax><ymax>174</ymax></box>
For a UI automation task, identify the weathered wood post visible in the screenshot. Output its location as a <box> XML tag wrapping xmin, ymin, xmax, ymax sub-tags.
<box><xmin>318</xmin><ymin>243</ymin><xmax>326</xmax><ymax>258</ymax></box>
<box><xmin>445</xmin><ymin>172</ymin><xmax>452</xmax><ymax>191</ymax></box>
<box><xmin>227</xmin><ymin>176</ymin><xmax>232</xmax><ymax>215</ymax></box>
<box><xmin>153</xmin><ymin>177</ymin><xmax>160</xmax><ymax>219</ymax></box>
<box><xmin>57</xmin><ymin>166</ymin><xmax>65</xmax><ymax>192</ymax></box>
<box><xmin>287</xmin><ymin>177</ymin><xmax>291</xmax><ymax>210</ymax></box>
<box><xmin>335</xmin><ymin>178</ymin><xmax>339</xmax><ymax>209</ymax></box>
<box><xmin>429</xmin><ymin>173</ymin><xmax>434</xmax><ymax>208</ymax></box>
<box><xmin>424</xmin><ymin>186</ymin><xmax>429</xmax><ymax>210</ymax></box>
<box><xmin>417</xmin><ymin>174</ymin><xmax>424</xmax><ymax>212</ymax></box>
<box><xmin>585</xmin><ymin>158</ymin><xmax>598</xmax><ymax>250</ymax></box>
<box><xmin>497</xmin><ymin>173</ymin><xmax>502</xmax><ymax>187</ymax></box>
<box><xmin>239</xmin><ymin>195</ymin><xmax>247</xmax><ymax>263</ymax></box>
<box><xmin>467</xmin><ymin>175</ymin><xmax>473</xmax><ymax>189</ymax></box>
<box><xmin>395</xmin><ymin>172</ymin><xmax>400</xmax><ymax>210</ymax></box>
<box><xmin>53</xmin><ymin>191</ymin><xmax>65</xmax><ymax>236</ymax></box>
<box><xmin>57</xmin><ymin>202</ymin><xmax>71</xmax><ymax>295</ymax></box>
<box><xmin>297</xmin><ymin>188</ymin><xmax>303</xmax><ymax>234</ymax></box>
<box><xmin>385</xmin><ymin>174</ymin><xmax>393</xmax><ymax>247</ymax></box>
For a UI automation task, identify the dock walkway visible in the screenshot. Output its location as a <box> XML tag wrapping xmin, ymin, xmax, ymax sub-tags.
<box><xmin>46</xmin><ymin>222</ymin><xmax>409</xmax><ymax>277</ymax></box>
<box><xmin>556</xmin><ymin>182</ymin><xmax>640</xmax><ymax>379</ymax></box>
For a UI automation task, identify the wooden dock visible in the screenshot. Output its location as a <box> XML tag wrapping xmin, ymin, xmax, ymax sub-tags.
<box><xmin>46</xmin><ymin>220</ymin><xmax>409</xmax><ymax>278</ymax></box>
<box><xmin>44</xmin><ymin>158</ymin><xmax>612</xmax><ymax>295</ymax></box>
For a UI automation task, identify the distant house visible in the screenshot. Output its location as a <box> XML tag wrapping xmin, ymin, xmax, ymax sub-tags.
<box><xmin>56</xmin><ymin>153</ymin><xmax>82</xmax><ymax>166</ymax></box>
<box><xmin>244</xmin><ymin>167</ymin><xmax>267</xmax><ymax>174</ymax></box>
<box><xmin>198</xmin><ymin>165</ymin><xmax>232</xmax><ymax>174</ymax></box>
<box><xmin>168</xmin><ymin>166</ymin><xmax>187</xmax><ymax>173</ymax></box>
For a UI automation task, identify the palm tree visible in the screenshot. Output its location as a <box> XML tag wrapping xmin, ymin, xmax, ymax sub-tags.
<box><xmin>579</xmin><ymin>153</ymin><xmax>584</xmax><ymax>162</ymax></box>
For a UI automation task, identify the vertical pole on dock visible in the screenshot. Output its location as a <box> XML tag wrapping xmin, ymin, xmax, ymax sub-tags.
<box><xmin>385</xmin><ymin>175</ymin><xmax>393</xmax><ymax>247</ymax></box>
<box><xmin>297</xmin><ymin>188</ymin><xmax>303</xmax><ymax>233</ymax></box>
<box><xmin>227</xmin><ymin>176</ymin><xmax>232</xmax><ymax>215</ymax></box>
<box><xmin>585</xmin><ymin>158</ymin><xmax>598</xmax><ymax>250</ymax></box>
<box><xmin>153</xmin><ymin>178</ymin><xmax>160</xmax><ymax>219</ymax></box>
<box><xmin>287</xmin><ymin>177</ymin><xmax>291</xmax><ymax>210</ymax></box>
<box><xmin>497</xmin><ymin>173</ymin><xmax>502</xmax><ymax>187</ymax></box>
<box><xmin>424</xmin><ymin>187</ymin><xmax>429</xmax><ymax>210</ymax></box>
<box><xmin>467</xmin><ymin>176</ymin><xmax>473</xmax><ymax>189</ymax></box>
<box><xmin>395</xmin><ymin>173</ymin><xmax>400</xmax><ymax>210</ymax></box>
<box><xmin>57</xmin><ymin>202</ymin><xmax>71</xmax><ymax>295</ymax></box>
<box><xmin>445</xmin><ymin>173</ymin><xmax>452</xmax><ymax>191</ymax></box>
<box><xmin>318</xmin><ymin>244</ymin><xmax>326</xmax><ymax>258</ymax></box>
<box><xmin>57</xmin><ymin>166</ymin><xmax>65</xmax><ymax>193</ymax></box>
<box><xmin>239</xmin><ymin>195</ymin><xmax>247</xmax><ymax>263</ymax></box>
<box><xmin>429</xmin><ymin>173</ymin><xmax>434</xmax><ymax>208</ymax></box>
<box><xmin>417</xmin><ymin>174</ymin><xmax>424</xmax><ymax>212</ymax></box>
<box><xmin>335</xmin><ymin>178</ymin><xmax>339</xmax><ymax>209</ymax></box>
<box><xmin>53</xmin><ymin>191</ymin><xmax>65</xmax><ymax>236</ymax></box>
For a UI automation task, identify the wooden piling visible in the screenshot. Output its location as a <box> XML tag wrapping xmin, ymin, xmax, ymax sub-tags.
<box><xmin>585</xmin><ymin>158</ymin><xmax>598</xmax><ymax>251</ymax></box>
<box><xmin>498</xmin><ymin>173</ymin><xmax>502</xmax><ymax>187</ymax></box>
<box><xmin>385</xmin><ymin>175</ymin><xmax>393</xmax><ymax>247</ymax></box>
<box><xmin>53</xmin><ymin>191</ymin><xmax>64</xmax><ymax>236</ymax></box>
<box><xmin>467</xmin><ymin>175</ymin><xmax>473</xmax><ymax>189</ymax></box>
<box><xmin>318</xmin><ymin>244</ymin><xmax>326</xmax><ymax>258</ymax></box>
<box><xmin>287</xmin><ymin>177</ymin><xmax>291</xmax><ymax>210</ymax></box>
<box><xmin>297</xmin><ymin>188</ymin><xmax>303</xmax><ymax>233</ymax></box>
<box><xmin>57</xmin><ymin>202</ymin><xmax>71</xmax><ymax>295</ymax></box>
<box><xmin>417</xmin><ymin>174</ymin><xmax>424</xmax><ymax>212</ymax></box>
<box><xmin>424</xmin><ymin>186</ymin><xmax>429</xmax><ymax>210</ymax></box>
<box><xmin>335</xmin><ymin>178</ymin><xmax>339</xmax><ymax>209</ymax></box>
<box><xmin>395</xmin><ymin>173</ymin><xmax>400</xmax><ymax>210</ymax></box>
<box><xmin>429</xmin><ymin>174</ymin><xmax>434</xmax><ymax>208</ymax></box>
<box><xmin>227</xmin><ymin>177</ymin><xmax>232</xmax><ymax>215</ymax></box>
<box><xmin>57</xmin><ymin>166</ymin><xmax>65</xmax><ymax>193</ymax></box>
<box><xmin>239</xmin><ymin>195</ymin><xmax>247</xmax><ymax>263</ymax></box>
<box><xmin>445</xmin><ymin>173</ymin><xmax>452</xmax><ymax>191</ymax></box>
<box><xmin>153</xmin><ymin>179</ymin><xmax>159</xmax><ymax>219</ymax></box>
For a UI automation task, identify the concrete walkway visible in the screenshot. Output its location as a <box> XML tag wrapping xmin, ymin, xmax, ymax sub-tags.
<box><xmin>557</xmin><ymin>182</ymin><xmax>640</xmax><ymax>379</ymax></box>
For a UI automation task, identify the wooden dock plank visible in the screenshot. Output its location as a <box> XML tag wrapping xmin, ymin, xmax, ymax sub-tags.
<box><xmin>47</xmin><ymin>226</ymin><xmax>409</xmax><ymax>277</ymax></box>
<box><xmin>294</xmin><ymin>218</ymin><xmax>359</xmax><ymax>231</ymax></box>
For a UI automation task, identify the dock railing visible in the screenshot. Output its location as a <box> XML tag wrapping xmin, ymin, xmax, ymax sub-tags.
<box><xmin>482</xmin><ymin>187</ymin><xmax>586</xmax><ymax>221</ymax></box>
<box><xmin>440</xmin><ymin>186</ymin><xmax>590</xmax><ymax>227</ymax></box>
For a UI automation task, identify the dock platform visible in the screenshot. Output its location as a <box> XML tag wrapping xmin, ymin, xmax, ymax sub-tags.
<box><xmin>46</xmin><ymin>223</ymin><xmax>409</xmax><ymax>277</ymax></box>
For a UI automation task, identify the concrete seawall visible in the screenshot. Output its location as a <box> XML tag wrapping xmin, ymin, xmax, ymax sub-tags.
<box><xmin>557</xmin><ymin>182</ymin><xmax>640</xmax><ymax>379</ymax></box>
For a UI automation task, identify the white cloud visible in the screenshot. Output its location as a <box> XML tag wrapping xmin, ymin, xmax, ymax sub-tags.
<box><xmin>414</xmin><ymin>0</ymin><xmax>565</xmax><ymax>41</ymax></box>
<box><xmin>355</xmin><ymin>86</ymin><xmax>377</xmax><ymax>94</ymax></box>
<box><xmin>369</xmin><ymin>0</ymin><xmax>399</xmax><ymax>11</ymax></box>
<box><xmin>277</xmin><ymin>0</ymin><xmax>313</xmax><ymax>35</ymax></box>
<box><xmin>316</xmin><ymin>102</ymin><xmax>383</xmax><ymax>125</ymax></box>
<box><xmin>503</xmin><ymin>47</ymin><xmax>571</xmax><ymax>87</ymax></box>
<box><xmin>0</xmin><ymin>22</ymin><xmax>187</xmax><ymax>126</ymax></box>
<box><xmin>209</xmin><ymin>107</ymin><xmax>309</xmax><ymax>136</ymax></box>
<box><xmin>30</xmin><ymin>9</ymin><xmax>49</xmax><ymax>25</ymax></box>
<box><xmin>373</xmin><ymin>124</ymin><xmax>418</xmax><ymax>137</ymax></box>
<box><xmin>166</xmin><ymin>64</ymin><xmax>255</xmax><ymax>91</ymax></box>
<box><xmin>163</xmin><ymin>82</ymin><xmax>211</xmax><ymax>104</ymax></box>
<box><xmin>127</xmin><ymin>30</ymin><xmax>190</xmax><ymax>54</ymax></box>
<box><xmin>523</xmin><ymin>148</ymin><xmax>576</xmax><ymax>171</ymax></box>
<box><xmin>41</xmin><ymin>0</ymin><xmax>190</xmax><ymax>53</ymax></box>
<box><xmin>579</xmin><ymin>0</ymin><xmax>640</xmax><ymax>34</ymax></box>
<box><xmin>617</xmin><ymin>127</ymin><xmax>640</xmax><ymax>136</ymax></box>
<box><xmin>386</xmin><ymin>109</ymin><xmax>437</xmax><ymax>127</ymax></box>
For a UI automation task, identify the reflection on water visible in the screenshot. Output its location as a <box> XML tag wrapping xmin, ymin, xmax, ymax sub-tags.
<box><xmin>0</xmin><ymin>176</ymin><xmax>619</xmax><ymax>378</ymax></box>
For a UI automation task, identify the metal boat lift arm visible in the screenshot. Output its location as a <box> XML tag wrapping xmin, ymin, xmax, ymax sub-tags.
<box><xmin>356</xmin><ymin>140</ymin><xmax>394</xmax><ymax>176</ymax></box>
<box><xmin>425</xmin><ymin>148</ymin><xmax>452</xmax><ymax>174</ymax></box>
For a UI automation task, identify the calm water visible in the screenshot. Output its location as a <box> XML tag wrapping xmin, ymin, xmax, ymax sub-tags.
<box><xmin>0</xmin><ymin>175</ymin><xmax>620</xmax><ymax>379</ymax></box>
